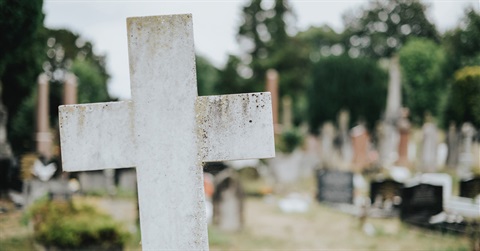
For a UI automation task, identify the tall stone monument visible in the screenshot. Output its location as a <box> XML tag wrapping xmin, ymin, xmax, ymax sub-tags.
<box><xmin>380</xmin><ymin>56</ymin><xmax>402</xmax><ymax>167</ymax></box>
<box><xmin>266</xmin><ymin>69</ymin><xmax>279</xmax><ymax>133</ymax></box>
<box><xmin>36</xmin><ymin>73</ymin><xmax>52</xmax><ymax>160</ymax></box>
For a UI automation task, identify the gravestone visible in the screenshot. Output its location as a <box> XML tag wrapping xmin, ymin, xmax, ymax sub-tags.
<box><xmin>78</xmin><ymin>170</ymin><xmax>113</xmax><ymax>194</ymax></box>
<box><xmin>400</xmin><ymin>184</ymin><xmax>443</xmax><ymax>226</ymax></box>
<box><xmin>337</xmin><ymin>110</ymin><xmax>353</xmax><ymax>165</ymax></box>
<box><xmin>282</xmin><ymin>95</ymin><xmax>292</xmax><ymax>130</ymax></box>
<box><xmin>58</xmin><ymin>14</ymin><xmax>274</xmax><ymax>250</ymax></box>
<box><xmin>396</xmin><ymin>108</ymin><xmax>411</xmax><ymax>167</ymax></box>
<box><xmin>320</xmin><ymin>122</ymin><xmax>336</xmax><ymax>167</ymax></box>
<box><xmin>266</xmin><ymin>69</ymin><xmax>279</xmax><ymax>133</ymax></box>
<box><xmin>212</xmin><ymin>168</ymin><xmax>244</xmax><ymax>232</ymax></box>
<box><xmin>379</xmin><ymin>56</ymin><xmax>402</xmax><ymax>167</ymax></box>
<box><xmin>350</xmin><ymin>123</ymin><xmax>370</xmax><ymax>171</ymax></box>
<box><xmin>316</xmin><ymin>169</ymin><xmax>354</xmax><ymax>204</ymax></box>
<box><xmin>370</xmin><ymin>179</ymin><xmax>403</xmax><ymax>211</ymax></box>
<box><xmin>421</xmin><ymin>173</ymin><xmax>453</xmax><ymax>201</ymax></box>
<box><xmin>115</xmin><ymin>168</ymin><xmax>137</xmax><ymax>193</ymax></box>
<box><xmin>421</xmin><ymin>119</ymin><xmax>438</xmax><ymax>172</ymax></box>
<box><xmin>36</xmin><ymin>73</ymin><xmax>52</xmax><ymax>160</ymax></box>
<box><xmin>459</xmin><ymin>122</ymin><xmax>476</xmax><ymax>177</ymax></box>
<box><xmin>63</xmin><ymin>73</ymin><xmax>77</xmax><ymax>105</ymax></box>
<box><xmin>460</xmin><ymin>177</ymin><xmax>480</xmax><ymax>199</ymax></box>
<box><xmin>446</xmin><ymin>122</ymin><xmax>460</xmax><ymax>169</ymax></box>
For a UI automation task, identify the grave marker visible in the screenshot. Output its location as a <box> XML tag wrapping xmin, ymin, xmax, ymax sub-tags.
<box><xmin>316</xmin><ymin>169</ymin><xmax>354</xmax><ymax>204</ymax></box>
<box><xmin>400</xmin><ymin>184</ymin><xmax>443</xmax><ymax>226</ymax></box>
<box><xmin>59</xmin><ymin>14</ymin><xmax>275</xmax><ymax>250</ymax></box>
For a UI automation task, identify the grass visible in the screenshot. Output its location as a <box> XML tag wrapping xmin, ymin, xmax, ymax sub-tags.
<box><xmin>0</xmin><ymin>185</ymin><xmax>473</xmax><ymax>251</ymax></box>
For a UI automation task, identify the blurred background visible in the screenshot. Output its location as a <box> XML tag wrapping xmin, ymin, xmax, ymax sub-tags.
<box><xmin>0</xmin><ymin>0</ymin><xmax>479</xmax><ymax>250</ymax></box>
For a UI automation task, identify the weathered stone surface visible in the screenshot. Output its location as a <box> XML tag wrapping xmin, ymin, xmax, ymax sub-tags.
<box><xmin>59</xmin><ymin>14</ymin><xmax>275</xmax><ymax>250</ymax></box>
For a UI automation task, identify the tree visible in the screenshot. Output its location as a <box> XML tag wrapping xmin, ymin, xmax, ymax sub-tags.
<box><xmin>236</xmin><ymin>0</ymin><xmax>298</xmax><ymax>91</ymax></box>
<box><xmin>10</xmin><ymin>28</ymin><xmax>112</xmax><ymax>153</ymax></box>
<box><xmin>0</xmin><ymin>0</ymin><xmax>45</xmax><ymax>152</ymax></box>
<box><xmin>443</xmin><ymin>66</ymin><xmax>480</xmax><ymax>128</ymax></box>
<box><xmin>307</xmin><ymin>55</ymin><xmax>387</xmax><ymax>133</ymax></box>
<box><xmin>44</xmin><ymin>29</ymin><xmax>110</xmax><ymax>119</ymax></box>
<box><xmin>398</xmin><ymin>38</ymin><xmax>447</xmax><ymax>125</ymax></box>
<box><xmin>195</xmin><ymin>55</ymin><xmax>220</xmax><ymax>96</ymax></box>
<box><xmin>443</xmin><ymin>8</ymin><xmax>480</xmax><ymax>70</ymax></box>
<box><xmin>342</xmin><ymin>0</ymin><xmax>439</xmax><ymax>59</ymax></box>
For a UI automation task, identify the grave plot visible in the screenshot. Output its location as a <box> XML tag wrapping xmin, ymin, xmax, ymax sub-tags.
<box><xmin>369</xmin><ymin>178</ymin><xmax>404</xmax><ymax>217</ymax></box>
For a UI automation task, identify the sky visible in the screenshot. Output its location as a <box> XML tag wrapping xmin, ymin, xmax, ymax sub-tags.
<box><xmin>43</xmin><ymin>0</ymin><xmax>480</xmax><ymax>100</ymax></box>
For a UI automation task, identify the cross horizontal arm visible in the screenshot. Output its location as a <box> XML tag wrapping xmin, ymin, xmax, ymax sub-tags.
<box><xmin>59</xmin><ymin>101</ymin><xmax>136</xmax><ymax>171</ymax></box>
<box><xmin>196</xmin><ymin>92</ymin><xmax>275</xmax><ymax>162</ymax></box>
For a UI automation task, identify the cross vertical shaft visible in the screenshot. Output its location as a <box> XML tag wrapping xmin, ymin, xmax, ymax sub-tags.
<box><xmin>127</xmin><ymin>15</ymin><xmax>208</xmax><ymax>249</ymax></box>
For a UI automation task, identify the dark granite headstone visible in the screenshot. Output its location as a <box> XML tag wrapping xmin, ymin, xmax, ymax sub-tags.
<box><xmin>400</xmin><ymin>184</ymin><xmax>443</xmax><ymax>226</ymax></box>
<box><xmin>316</xmin><ymin>169</ymin><xmax>354</xmax><ymax>204</ymax></box>
<box><xmin>370</xmin><ymin>179</ymin><xmax>404</xmax><ymax>209</ymax></box>
<box><xmin>460</xmin><ymin>177</ymin><xmax>480</xmax><ymax>199</ymax></box>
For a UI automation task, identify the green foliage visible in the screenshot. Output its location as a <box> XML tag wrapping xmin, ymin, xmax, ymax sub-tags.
<box><xmin>342</xmin><ymin>0</ymin><xmax>439</xmax><ymax>59</ymax></box>
<box><xmin>215</xmin><ymin>55</ymin><xmax>251</xmax><ymax>95</ymax></box>
<box><xmin>71</xmin><ymin>59</ymin><xmax>110</xmax><ymax>104</ymax></box>
<box><xmin>26</xmin><ymin>199</ymin><xmax>129</xmax><ymax>248</ymax></box>
<box><xmin>443</xmin><ymin>8</ymin><xmax>480</xmax><ymax>69</ymax></box>
<box><xmin>0</xmin><ymin>1</ymin><xmax>45</xmax><ymax>153</ymax></box>
<box><xmin>236</xmin><ymin>0</ymin><xmax>310</xmax><ymax>124</ymax></box>
<box><xmin>399</xmin><ymin>38</ymin><xmax>447</xmax><ymax>124</ymax></box>
<box><xmin>196</xmin><ymin>55</ymin><xmax>220</xmax><ymax>96</ymax></box>
<box><xmin>307</xmin><ymin>55</ymin><xmax>387</xmax><ymax>133</ymax></box>
<box><xmin>276</xmin><ymin>127</ymin><xmax>304</xmax><ymax>153</ymax></box>
<box><xmin>443</xmin><ymin>66</ymin><xmax>480</xmax><ymax>128</ymax></box>
<box><xmin>45</xmin><ymin>28</ymin><xmax>111</xmax><ymax>125</ymax></box>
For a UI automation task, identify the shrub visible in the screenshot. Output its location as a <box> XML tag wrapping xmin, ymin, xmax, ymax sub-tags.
<box><xmin>443</xmin><ymin>66</ymin><xmax>480</xmax><ymax>128</ymax></box>
<box><xmin>26</xmin><ymin>199</ymin><xmax>129</xmax><ymax>249</ymax></box>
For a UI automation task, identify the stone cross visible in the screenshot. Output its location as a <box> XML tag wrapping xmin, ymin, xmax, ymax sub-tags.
<box><xmin>58</xmin><ymin>14</ymin><xmax>275</xmax><ymax>250</ymax></box>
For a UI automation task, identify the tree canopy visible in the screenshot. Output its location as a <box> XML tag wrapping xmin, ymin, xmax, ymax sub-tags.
<box><xmin>342</xmin><ymin>0</ymin><xmax>439</xmax><ymax>59</ymax></box>
<box><xmin>399</xmin><ymin>38</ymin><xmax>446</xmax><ymax>125</ymax></box>
<box><xmin>307</xmin><ymin>55</ymin><xmax>388</xmax><ymax>133</ymax></box>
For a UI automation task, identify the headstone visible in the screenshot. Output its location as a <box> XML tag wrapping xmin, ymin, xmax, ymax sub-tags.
<box><xmin>78</xmin><ymin>170</ymin><xmax>113</xmax><ymax>194</ymax></box>
<box><xmin>266</xmin><ymin>69</ymin><xmax>279</xmax><ymax>133</ymax></box>
<box><xmin>379</xmin><ymin>56</ymin><xmax>402</xmax><ymax>167</ymax></box>
<box><xmin>421</xmin><ymin>119</ymin><xmax>438</xmax><ymax>172</ymax></box>
<box><xmin>446</xmin><ymin>122</ymin><xmax>460</xmax><ymax>169</ymax></box>
<box><xmin>115</xmin><ymin>168</ymin><xmax>137</xmax><ymax>193</ymax></box>
<box><xmin>459</xmin><ymin>176</ymin><xmax>480</xmax><ymax>199</ymax></box>
<box><xmin>316</xmin><ymin>169</ymin><xmax>354</xmax><ymax>204</ymax></box>
<box><xmin>459</xmin><ymin>122</ymin><xmax>476</xmax><ymax>177</ymax></box>
<box><xmin>350</xmin><ymin>124</ymin><xmax>370</xmax><ymax>171</ymax></box>
<box><xmin>370</xmin><ymin>179</ymin><xmax>403</xmax><ymax>211</ymax></box>
<box><xmin>36</xmin><ymin>73</ymin><xmax>52</xmax><ymax>160</ymax></box>
<box><xmin>63</xmin><ymin>73</ymin><xmax>78</xmax><ymax>105</ymax></box>
<box><xmin>58</xmin><ymin>14</ymin><xmax>275</xmax><ymax>250</ymax></box>
<box><xmin>421</xmin><ymin>173</ymin><xmax>452</xmax><ymax>201</ymax></box>
<box><xmin>400</xmin><ymin>184</ymin><xmax>443</xmax><ymax>226</ymax></box>
<box><xmin>282</xmin><ymin>95</ymin><xmax>292</xmax><ymax>130</ymax></box>
<box><xmin>320</xmin><ymin>122</ymin><xmax>336</xmax><ymax>167</ymax></box>
<box><xmin>337</xmin><ymin>110</ymin><xmax>353</xmax><ymax>165</ymax></box>
<box><xmin>396</xmin><ymin>108</ymin><xmax>411</xmax><ymax>167</ymax></box>
<box><xmin>212</xmin><ymin>168</ymin><xmax>244</xmax><ymax>232</ymax></box>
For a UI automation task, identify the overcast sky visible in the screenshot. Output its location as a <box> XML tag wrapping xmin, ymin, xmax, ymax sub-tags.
<box><xmin>43</xmin><ymin>0</ymin><xmax>479</xmax><ymax>100</ymax></box>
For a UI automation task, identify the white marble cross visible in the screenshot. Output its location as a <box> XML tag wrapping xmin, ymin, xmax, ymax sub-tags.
<box><xmin>58</xmin><ymin>14</ymin><xmax>274</xmax><ymax>250</ymax></box>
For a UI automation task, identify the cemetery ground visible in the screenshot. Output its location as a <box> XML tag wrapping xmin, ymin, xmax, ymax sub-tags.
<box><xmin>0</xmin><ymin>176</ymin><xmax>472</xmax><ymax>251</ymax></box>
